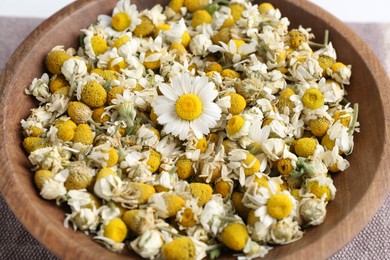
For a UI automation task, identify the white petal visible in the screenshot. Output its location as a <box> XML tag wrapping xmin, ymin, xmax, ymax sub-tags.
<box><xmin>158</xmin><ymin>84</ymin><xmax>178</xmax><ymax>101</ymax></box>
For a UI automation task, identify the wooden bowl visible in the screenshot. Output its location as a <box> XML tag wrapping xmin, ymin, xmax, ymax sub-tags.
<box><xmin>1</xmin><ymin>0</ymin><xmax>389</xmax><ymax>259</ymax></box>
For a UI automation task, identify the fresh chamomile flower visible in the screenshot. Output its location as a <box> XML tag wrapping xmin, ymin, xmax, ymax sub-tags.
<box><xmin>153</xmin><ymin>73</ymin><xmax>222</xmax><ymax>140</ymax></box>
<box><xmin>98</xmin><ymin>0</ymin><xmax>141</xmax><ymax>33</ymax></box>
<box><xmin>299</xmin><ymin>196</ymin><xmax>327</xmax><ymax>226</ymax></box>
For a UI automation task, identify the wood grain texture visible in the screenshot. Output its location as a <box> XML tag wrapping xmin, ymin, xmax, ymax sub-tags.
<box><xmin>0</xmin><ymin>0</ymin><xmax>389</xmax><ymax>259</ymax></box>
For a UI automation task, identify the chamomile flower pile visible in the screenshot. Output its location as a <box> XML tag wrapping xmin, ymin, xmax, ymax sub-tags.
<box><xmin>21</xmin><ymin>0</ymin><xmax>359</xmax><ymax>259</ymax></box>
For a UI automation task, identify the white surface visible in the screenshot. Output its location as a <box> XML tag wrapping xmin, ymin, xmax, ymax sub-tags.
<box><xmin>0</xmin><ymin>0</ymin><xmax>389</xmax><ymax>22</ymax></box>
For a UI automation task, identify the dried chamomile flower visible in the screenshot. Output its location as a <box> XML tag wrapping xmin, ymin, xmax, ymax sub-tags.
<box><xmin>220</xmin><ymin>222</ymin><xmax>249</xmax><ymax>251</ymax></box>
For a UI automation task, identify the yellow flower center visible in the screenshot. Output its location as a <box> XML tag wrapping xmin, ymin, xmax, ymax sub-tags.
<box><xmin>226</xmin><ymin>115</ymin><xmax>245</xmax><ymax>135</ymax></box>
<box><xmin>302</xmin><ymin>88</ymin><xmax>324</xmax><ymax>110</ymax></box>
<box><xmin>294</xmin><ymin>137</ymin><xmax>316</xmax><ymax>157</ymax></box>
<box><xmin>306</xmin><ymin>181</ymin><xmax>332</xmax><ymax>202</ymax></box>
<box><xmin>233</xmin><ymin>39</ymin><xmax>245</xmax><ymax>53</ymax></box>
<box><xmin>181</xmin><ymin>31</ymin><xmax>191</xmax><ymax>47</ymax></box>
<box><xmin>321</xmin><ymin>134</ymin><xmax>336</xmax><ymax>151</ymax></box>
<box><xmin>191</xmin><ymin>10</ymin><xmax>213</xmax><ymax>28</ymax></box>
<box><xmin>196</xmin><ymin>137</ymin><xmax>208</xmax><ymax>153</ymax></box>
<box><xmin>176</xmin><ymin>157</ymin><xmax>194</xmax><ymax>179</ymax></box>
<box><xmin>258</xmin><ymin>3</ymin><xmax>275</xmax><ymax>14</ymax></box>
<box><xmin>108</xmin><ymin>58</ymin><xmax>127</xmax><ymax>72</ymax></box>
<box><xmin>91</xmin><ymin>35</ymin><xmax>108</xmax><ymax>56</ymax></box>
<box><xmin>228</xmin><ymin>93</ymin><xmax>246</xmax><ymax>115</ymax></box>
<box><xmin>215</xmin><ymin>180</ymin><xmax>231</xmax><ymax>198</ymax></box>
<box><xmin>267</xmin><ymin>193</ymin><xmax>293</xmax><ymax>219</ymax></box>
<box><xmin>243</xmin><ymin>153</ymin><xmax>261</xmax><ymax>176</ymax></box>
<box><xmin>333</xmin><ymin>111</ymin><xmax>351</xmax><ymax>127</ymax></box>
<box><xmin>309</xmin><ymin>117</ymin><xmax>330</xmax><ymax>137</ymax></box>
<box><xmin>112</xmin><ymin>12</ymin><xmax>131</xmax><ymax>31</ymax></box>
<box><xmin>146</xmin><ymin>149</ymin><xmax>161</xmax><ymax>173</ymax></box>
<box><xmin>277</xmin><ymin>158</ymin><xmax>293</xmax><ymax>175</ymax></box>
<box><xmin>180</xmin><ymin>208</ymin><xmax>196</xmax><ymax>227</ymax></box>
<box><xmin>103</xmin><ymin>218</ymin><xmax>128</xmax><ymax>243</ymax></box>
<box><xmin>113</xmin><ymin>35</ymin><xmax>131</xmax><ymax>49</ymax></box>
<box><xmin>175</xmin><ymin>94</ymin><xmax>203</xmax><ymax>121</ymax></box>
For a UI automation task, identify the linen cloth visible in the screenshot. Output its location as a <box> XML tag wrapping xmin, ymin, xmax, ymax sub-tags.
<box><xmin>0</xmin><ymin>16</ymin><xmax>389</xmax><ymax>260</ymax></box>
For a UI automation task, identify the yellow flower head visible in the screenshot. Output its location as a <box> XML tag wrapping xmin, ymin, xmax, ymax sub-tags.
<box><xmin>196</xmin><ymin>137</ymin><xmax>208</xmax><ymax>153</ymax></box>
<box><xmin>220</xmin><ymin>223</ymin><xmax>248</xmax><ymax>251</ymax></box>
<box><xmin>191</xmin><ymin>10</ymin><xmax>212</xmax><ymax>28</ymax></box>
<box><xmin>294</xmin><ymin>137</ymin><xmax>316</xmax><ymax>157</ymax></box>
<box><xmin>23</xmin><ymin>137</ymin><xmax>48</xmax><ymax>153</ymax></box>
<box><xmin>266</xmin><ymin>193</ymin><xmax>294</xmax><ymax>219</ymax></box>
<box><xmin>247</xmin><ymin>209</ymin><xmax>259</xmax><ymax>227</ymax></box>
<box><xmin>90</xmin><ymin>35</ymin><xmax>108</xmax><ymax>56</ymax></box>
<box><xmin>243</xmin><ymin>153</ymin><xmax>261</xmax><ymax>176</ymax></box>
<box><xmin>56</xmin><ymin>123</ymin><xmax>75</xmax><ymax>142</ymax></box>
<box><xmin>81</xmin><ymin>81</ymin><xmax>107</xmax><ymax>108</ymax></box>
<box><xmin>105</xmin><ymin>147</ymin><xmax>119</xmax><ymax>167</ymax></box>
<box><xmin>179</xmin><ymin>208</ymin><xmax>197</xmax><ymax>227</ymax></box>
<box><xmin>113</xmin><ymin>35</ymin><xmax>131</xmax><ymax>49</ymax></box>
<box><xmin>49</xmin><ymin>74</ymin><xmax>69</xmax><ymax>93</ymax></box>
<box><xmin>34</xmin><ymin>169</ymin><xmax>54</xmax><ymax>190</ymax></box>
<box><xmin>228</xmin><ymin>93</ymin><xmax>246</xmax><ymax>115</ymax></box>
<box><xmin>212</xmin><ymin>27</ymin><xmax>231</xmax><ymax>44</ymax></box>
<box><xmin>184</xmin><ymin>0</ymin><xmax>208</xmax><ymax>13</ymax></box>
<box><xmin>321</xmin><ymin>134</ymin><xmax>336</xmax><ymax>151</ymax></box>
<box><xmin>154</xmin><ymin>23</ymin><xmax>171</xmax><ymax>38</ymax></box>
<box><xmin>309</xmin><ymin>117</ymin><xmax>330</xmax><ymax>137</ymax></box>
<box><xmin>231</xmin><ymin>192</ymin><xmax>250</xmax><ymax>220</ymax></box>
<box><xmin>189</xmin><ymin>182</ymin><xmax>213</xmax><ymax>206</ymax></box>
<box><xmin>107</xmin><ymin>86</ymin><xmax>125</xmax><ymax>105</ymax></box>
<box><xmin>65</xmin><ymin>162</ymin><xmax>93</xmax><ymax>190</ymax></box>
<box><xmin>221</xmin><ymin>69</ymin><xmax>240</xmax><ymax>79</ymax></box>
<box><xmin>163</xmin><ymin>193</ymin><xmax>185</xmax><ymax>217</ymax></box>
<box><xmin>103</xmin><ymin>218</ymin><xmax>128</xmax><ymax>243</ymax></box>
<box><xmin>302</xmin><ymin>88</ymin><xmax>324</xmax><ymax>110</ymax></box>
<box><xmin>277</xmin><ymin>88</ymin><xmax>295</xmax><ymax>112</ymax></box>
<box><xmin>318</xmin><ymin>55</ymin><xmax>335</xmax><ymax>76</ymax></box>
<box><xmin>96</xmin><ymin>167</ymin><xmax>117</xmax><ymax>181</ymax></box>
<box><xmin>168</xmin><ymin>0</ymin><xmax>184</xmax><ymax>13</ymax></box>
<box><xmin>258</xmin><ymin>3</ymin><xmax>275</xmax><ymax>14</ymax></box>
<box><xmin>67</xmin><ymin>101</ymin><xmax>92</xmax><ymax>124</ymax></box>
<box><xmin>72</xmin><ymin>124</ymin><xmax>94</xmax><ymax>145</ymax></box>
<box><xmin>108</xmin><ymin>58</ymin><xmax>128</xmax><ymax>72</ymax></box>
<box><xmin>143</xmin><ymin>50</ymin><xmax>161</xmax><ymax>70</ymax></box>
<box><xmin>289</xmin><ymin>29</ymin><xmax>307</xmax><ymax>49</ymax></box>
<box><xmin>226</xmin><ymin>115</ymin><xmax>245</xmax><ymax>135</ymax></box>
<box><xmin>277</xmin><ymin>158</ymin><xmax>293</xmax><ymax>175</ymax></box>
<box><xmin>205</xmin><ymin>63</ymin><xmax>223</xmax><ymax>73</ymax></box>
<box><xmin>162</xmin><ymin>237</ymin><xmax>195</xmax><ymax>260</ymax></box>
<box><xmin>333</xmin><ymin>110</ymin><xmax>351</xmax><ymax>127</ymax></box>
<box><xmin>129</xmin><ymin>182</ymin><xmax>156</xmax><ymax>204</ymax></box>
<box><xmin>306</xmin><ymin>180</ymin><xmax>332</xmax><ymax>202</ymax></box>
<box><xmin>169</xmin><ymin>42</ymin><xmax>187</xmax><ymax>56</ymax></box>
<box><xmin>215</xmin><ymin>179</ymin><xmax>232</xmax><ymax>198</ymax></box>
<box><xmin>133</xmin><ymin>16</ymin><xmax>155</xmax><ymax>37</ymax></box>
<box><xmin>123</xmin><ymin>209</ymin><xmax>155</xmax><ymax>234</ymax></box>
<box><xmin>176</xmin><ymin>157</ymin><xmax>195</xmax><ymax>179</ymax></box>
<box><xmin>112</xmin><ymin>12</ymin><xmax>131</xmax><ymax>31</ymax></box>
<box><xmin>146</xmin><ymin>149</ymin><xmax>162</xmax><ymax>173</ymax></box>
<box><xmin>229</xmin><ymin>3</ymin><xmax>245</xmax><ymax>21</ymax></box>
<box><xmin>45</xmin><ymin>50</ymin><xmax>71</xmax><ymax>75</ymax></box>
<box><xmin>92</xmin><ymin>107</ymin><xmax>110</xmax><ymax>123</ymax></box>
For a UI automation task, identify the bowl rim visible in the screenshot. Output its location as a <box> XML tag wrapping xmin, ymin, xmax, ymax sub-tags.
<box><xmin>1</xmin><ymin>0</ymin><xmax>390</xmax><ymax>259</ymax></box>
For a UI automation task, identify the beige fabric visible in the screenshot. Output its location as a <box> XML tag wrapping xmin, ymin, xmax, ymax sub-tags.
<box><xmin>0</xmin><ymin>17</ymin><xmax>389</xmax><ymax>260</ymax></box>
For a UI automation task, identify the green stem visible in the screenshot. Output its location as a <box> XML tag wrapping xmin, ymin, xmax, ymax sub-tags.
<box><xmin>348</xmin><ymin>103</ymin><xmax>359</xmax><ymax>135</ymax></box>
